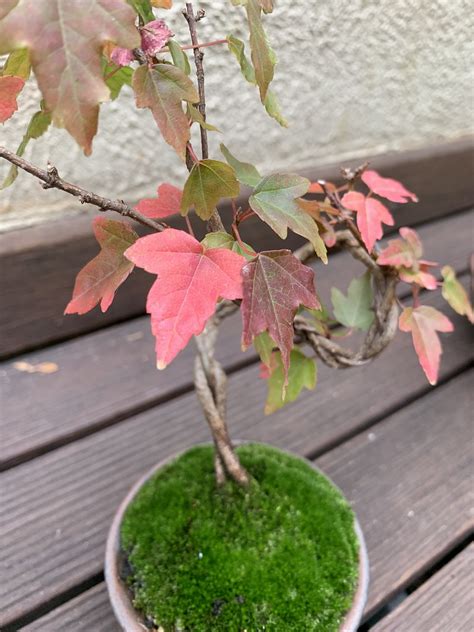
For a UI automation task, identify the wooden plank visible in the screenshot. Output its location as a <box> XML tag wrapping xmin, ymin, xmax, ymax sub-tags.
<box><xmin>1</xmin><ymin>138</ymin><xmax>472</xmax><ymax>357</ymax></box>
<box><xmin>318</xmin><ymin>372</ymin><xmax>474</xmax><ymax>617</ymax></box>
<box><xmin>372</xmin><ymin>545</ymin><xmax>474</xmax><ymax>632</ymax></box>
<box><xmin>22</xmin><ymin>584</ymin><xmax>117</xmax><ymax>632</ymax></box>
<box><xmin>0</xmin><ymin>286</ymin><xmax>471</xmax><ymax>627</ymax></box>
<box><xmin>2</xmin><ymin>210</ymin><xmax>472</xmax><ymax>468</ymax></box>
<box><xmin>18</xmin><ymin>372</ymin><xmax>473</xmax><ymax>631</ymax></box>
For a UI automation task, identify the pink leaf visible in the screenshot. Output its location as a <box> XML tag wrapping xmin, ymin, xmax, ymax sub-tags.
<box><xmin>65</xmin><ymin>218</ymin><xmax>138</xmax><ymax>315</ymax></box>
<box><xmin>399</xmin><ymin>305</ymin><xmax>453</xmax><ymax>385</ymax></box>
<box><xmin>241</xmin><ymin>250</ymin><xmax>319</xmax><ymax>378</ymax></box>
<box><xmin>110</xmin><ymin>46</ymin><xmax>134</xmax><ymax>66</ymax></box>
<box><xmin>342</xmin><ymin>191</ymin><xmax>394</xmax><ymax>252</ymax></box>
<box><xmin>135</xmin><ymin>183</ymin><xmax>183</xmax><ymax>218</ymax></box>
<box><xmin>140</xmin><ymin>19</ymin><xmax>172</xmax><ymax>56</ymax></box>
<box><xmin>378</xmin><ymin>227</ymin><xmax>423</xmax><ymax>268</ymax></box>
<box><xmin>362</xmin><ymin>170</ymin><xmax>418</xmax><ymax>203</ymax></box>
<box><xmin>125</xmin><ymin>228</ymin><xmax>245</xmax><ymax>368</ymax></box>
<box><xmin>0</xmin><ymin>75</ymin><xmax>25</xmax><ymax>123</ymax></box>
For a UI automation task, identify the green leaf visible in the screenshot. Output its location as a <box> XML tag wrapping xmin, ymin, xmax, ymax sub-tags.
<box><xmin>249</xmin><ymin>174</ymin><xmax>327</xmax><ymax>262</ymax></box>
<box><xmin>220</xmin><ymin>143</ymin><xmax>261</xmax><ymax>187</ymax></box>
<box><xmin>133</xmin><ymin>64</ymin><xmax>199</xmax><ymax>159</ymax></box>
<box><xmin>187</xmin><ymin>104</ymin><xmax>220</xmax><ymax>132</ymax></box>
<box><xmin>246</xmin><ymin>0</ymin><xmax>275</xmax><ymax>101</ymax></box>
<box><xmin>1</xmin><ymin>102</ymin><xmax>51</xmax><ymax>190</ymax></box>
<box><xmin>254</xmin><ymin>331</ymin><xmax>274</xmax><ymax>367</ymax></box>
<box><xmin>201</xmin><ymin>231</ymin><xmax>255</xmax><ymax>260</ymax></box>
<box><xmin>127</xmin><ymin>0</ymin><xmax>155</xmax><ymax>22</ymax></box>
<box><xmin>181</xmin><ymin>160</ymin><xmax>240</xmax><ymax>220</ymax></box>
<box><xmin>2</xmin><ymin>48</ymin><xmax>31</xmax><ymax>80</ymax></box>
<box><xmin>331</xmin><ymin>271</ymin><xmax>374</xmax><ymax>331</ymax></box>
<box><xmin>264</xmin><ymin>349</ymin><xmax>317</xmax><ymax>414</ymax></box>
<box><xmin>103</xmin><ymin>60</ymin><xmax>133</xmax><ymax>100</ymax></box>
<box><xmin>264</xmin><ymin>90</ymin><xmax>288</xmax><ymax>127</ymax></box>
<box><xmin>168</xmin><ymin>39</ymin><xmax>191</xmax><ymax>76</ymax></box>
<box><xmin>441</xmin><ymin>266</ymin><xmax>474</xmax><ymax>323</ymax></box>
<box><xmin>227</xmin><ymin>34</ymin><xmax>256</xmax><ymax>84</ymax></box>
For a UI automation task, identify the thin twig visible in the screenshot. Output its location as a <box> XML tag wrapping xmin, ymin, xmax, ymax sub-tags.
<box><xmin>183</xmin><ymin>3</ymin><xmax>225</xmax><ymax>233</ymax></box>
<box><xmin>0</xmin><ymin>146</ymin><xmax>166</xmax><ymax>233</ymax></box>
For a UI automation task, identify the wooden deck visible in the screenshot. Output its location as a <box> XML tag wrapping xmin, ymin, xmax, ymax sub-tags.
<box><xmin>1</xmin><ymin>154</ymin><xmax>473</xmax><ymax>630</ymax></box>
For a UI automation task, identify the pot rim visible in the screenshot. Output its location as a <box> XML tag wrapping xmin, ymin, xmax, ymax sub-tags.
<box><xmin>105</xmin><ymin>442</ymin><xmax>369</xmax><ymax>632</ymax></box>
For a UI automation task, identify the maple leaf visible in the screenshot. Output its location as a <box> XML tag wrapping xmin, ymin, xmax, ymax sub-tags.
<box><xmin>331</xmin><ymin>272</ymin><xmax>374</xmax><ymax>331</ymax></box>
<box><xmin>201</xmin><ymin>231</ymin><xmax>256</xmax><ymax>261</ymax></box>
<box><xmin>220</xmin><ymin>143</ymin><xmax>261</xmax><ymax>187</ymax></box>
<box><xmin>181</xmin><ymin>159</ymin><xmax>240</xmax><ymax>220</ymax></box>
<box><xmin>135</xmin><ymin>183</ymin><xmax>183</xmax><ymax>218</ymax></box>
<box><xmin>168</xmin><ymin>39</ymin><xmax>191</xmax><ymax>75</ymax></box>
<box><xmin>125</xmin><ymin>229</ymin><xmax>245</xmax><ymax>368</ymax></box>
<box><xmin>378</xmin><ymin>227</ymin><xmax>422</xmax><ymax>267</ymax></box>
<box><xmin>399</xmin><ymin>305</ymin><xmax>453</xmax><ymax>385</ymax></box>
<box><xmin>141</xmin><ymin>19</ymin><xmax>172</xmax><ymax>56</ymax></box>
<box><xmin>2</xmin><ymin>101</ymin><xmax>51</xmax><ymax>190</ymax></box>
<box><xmin>110</xmin><ymin>47</ymin><xmax>134</xmax><ymax>67</ymax></box>
<box><xmin>441</xmin><ymin>266</ymin><xmax>474</xmax><ymax>323</ymax></box>
<box><xmin>0</xmin><ymin>75</ymin><xmax>24</xmax><ymax>123</ymax></box>
<box><xmin>65</xmin><ymin>218</ymin><xmax>138</xmax><ymax>315</ymax></box>
<box><xmin>378</xmin><ymin>227</ymin><xmax>438</xmax><ymax>290</ymax></box>
<box><xmin>262</xmin><ymin>348</ymin><xmax>317</xmax><ymax>414</ymax></box>
<box><xmin>342</xmin><ymin>191</ymin><xmax>394</xmax><ymax>252</ymax></box>
<box><xmin>246</xmin><ymin>0</ymin><xmax>275</xmax><ymax>101</ymax></box>
<box><xmin>241</xmin><ymin>250</ymin><xmax>320</xmax><ymax>377</ymax></box>
<box><xmin>362</xmin><ymin>170</ymin><xmax>418</xmax><ymax>203</ymax></box>
<box><xmin>133</xmin><ymin>64</ymin><xmax>198</xmax><ymax>159</ymax></box>
<box><xmin>3</xmin><ymin>48</ymin><xmax>31</xmax><ymax>80</ymax></box>
<box><xmin>249</xmin><ymin>174</ymin><xmax>328</xmax><ymax>262</ymax></box>
<box><xmin>0</xmin><ymin>0</ymin><xmax>140</xmax><ymax>154</ymax></box>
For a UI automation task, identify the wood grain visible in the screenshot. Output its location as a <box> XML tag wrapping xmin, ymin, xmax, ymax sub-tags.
<box><xmin>1</xmin><ymin>138</ymin><xmax>472</xmax><ymax>357</ymax></box>
<box><xmin>2</xmin><ymin>210</ymin><xmax>472</xmax><ymax>468</ymax></box>
<box><xmin>372</xmin><ymin>545</ymin><xmax>474</xmax><ymax>632</ymax></box>
<box><xmin>0</xmin><ymin>288</ymin><xmax>471</xmax><ymax>627</ymax></box>
<box><xmin>17</xmin><ymin>372</ymin><xmax>474</xmax><ymax>631</ymax></box>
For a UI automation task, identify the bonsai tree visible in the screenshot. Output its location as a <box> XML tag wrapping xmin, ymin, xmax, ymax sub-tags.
<box><xmin>0</xmin><ymin>0</ymin><xmax>471</xmax><ymax>489</ymax></box>
<box><xmin>2</xmin><ymin>2</ymin><xmax>473</xmax><ymax>628</ymax></box>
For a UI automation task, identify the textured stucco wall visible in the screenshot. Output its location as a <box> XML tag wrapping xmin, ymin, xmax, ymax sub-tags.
<box><xmin>0</xmin><ymin>0</ymin><xmax>472</xmax><ymax>231</ymax></box>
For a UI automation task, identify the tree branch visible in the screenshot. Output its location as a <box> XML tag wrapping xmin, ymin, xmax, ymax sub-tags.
<box><xmin>183</xmin><ymin>3</ymin><xmax>225</xmax><ymax>233</ymax></box>
<box><xmin>0</xmin><ymin>146</ymin><xmax>167</xmax><ymax>233</ymax></box>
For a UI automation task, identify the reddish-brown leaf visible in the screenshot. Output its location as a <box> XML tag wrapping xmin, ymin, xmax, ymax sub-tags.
<box><xmin>241</xmin><ymin>250</ymin><xmax>320</xmax><ymax>377</ymax></box>
<box><xmin>0</xmin><ymin>75</ymin><xmax>24</xmax><ymax>123</ymax></box>
<box><xmin>362</xmin><ymin>170</ymin><xmax>418</xmax><ymax>203</ymax></box>
<box><xmin>399</xmin><ymin>305</ymin><xmax>453</xmax><ymax>385</ymax></box>
<box><xmin>135</xmin><ymin>183</ymin><xmax>183</xmax><ymax>218</ymax></box>
<box><xmin>0</xmin><ymin>0</ymin><xmax>140</xmax><ymax>154</ymax></box>
<box><xmin>125</xmin><ymin>228</ymin><xmax>245</xmax><ymax>368</ymax></box>
<box><xmin>133</xmin><ymin>63</ymin><xmax>198</xmax><ymax>158</ymax></box>
<box><xmin>342</xmin><ymin>191</ymin><xmax>394</xmax><ymax>252</ymax></box>
<box><xmin>65</xmin><ymin>218</ymin><xmax>138</xmax><ymax>315</ymax></box>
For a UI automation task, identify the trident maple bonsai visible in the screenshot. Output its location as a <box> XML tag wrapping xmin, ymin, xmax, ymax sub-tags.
<box><xmin>1</xmin><ymin>1</ymin><xmax>472</xmax><ymax>628</ymax></box>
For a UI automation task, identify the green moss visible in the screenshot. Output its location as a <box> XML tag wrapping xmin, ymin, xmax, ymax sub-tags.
<box><xmin>120</xmin><ymin>444</ymin><xmax>359</xmax><ymax>631</ymax></box>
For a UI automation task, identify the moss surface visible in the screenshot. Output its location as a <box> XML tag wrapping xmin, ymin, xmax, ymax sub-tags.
<box><xmin>121</xmin><ymin>444</ymin><xmax>359</xmax><ymax>631</ymax></box>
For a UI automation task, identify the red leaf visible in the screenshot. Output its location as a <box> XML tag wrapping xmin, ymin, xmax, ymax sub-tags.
<box><xmin>135</xmin><ymin>183</ymin><xmax>183</xmax><ymax>218</ymax></box>
<box><xmin>65</xmin><ymin>218</ymin><xmax>138</xmax><ymax>315</ymax></box>
<box><xmin>362</xmin><ymin>170</ymin><xmax>418</xmax><ymax>203</ymax></box>
<box><xmin>378</xmin><ymin>227</ymin><xmax>438</xmax><ymax>290</ymax></box>
<box><xmin>0</xmin><ymin>75</ymin><xmax>24</xmax><ymax>123</ymax></box>
<box><xmin>342</xmin><ymin>191</ymin><xmax>394</xmax><ymax>252</ymax></box>
<box><xmin>125</xmin><ymin>228</ymin><xmax>245</xmax><ymax>368</ymax></box>
<box><xmin>140</xmin><ymin>19</ymin><xmax>172</xmax><ymax>56</ymax></box>
<box><xmin>399</xmin><ymin>305</ymin><xmax>453</xmax><ymax>385</ymax></box>
<box><xmin>307</xmin><ymin>181</ymin><xmax>336</xmax><ymax>194</ymax></box>
<box><xmin>241</xmin><ymin>250</ymin><xmax>320</xmax><ymax>377</ymax></box>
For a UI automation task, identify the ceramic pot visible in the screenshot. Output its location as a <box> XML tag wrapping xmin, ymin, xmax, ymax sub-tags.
<box><xmin>105</xmin><ymin>443</ymin><xmax>369</xmax><ymax>632</ymax></box>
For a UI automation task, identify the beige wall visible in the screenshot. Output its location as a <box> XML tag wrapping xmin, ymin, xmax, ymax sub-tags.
<box><xmin>0</xmin><ymin>0</ymin><xmax>472</xmax><ymax>231</ymax></box>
